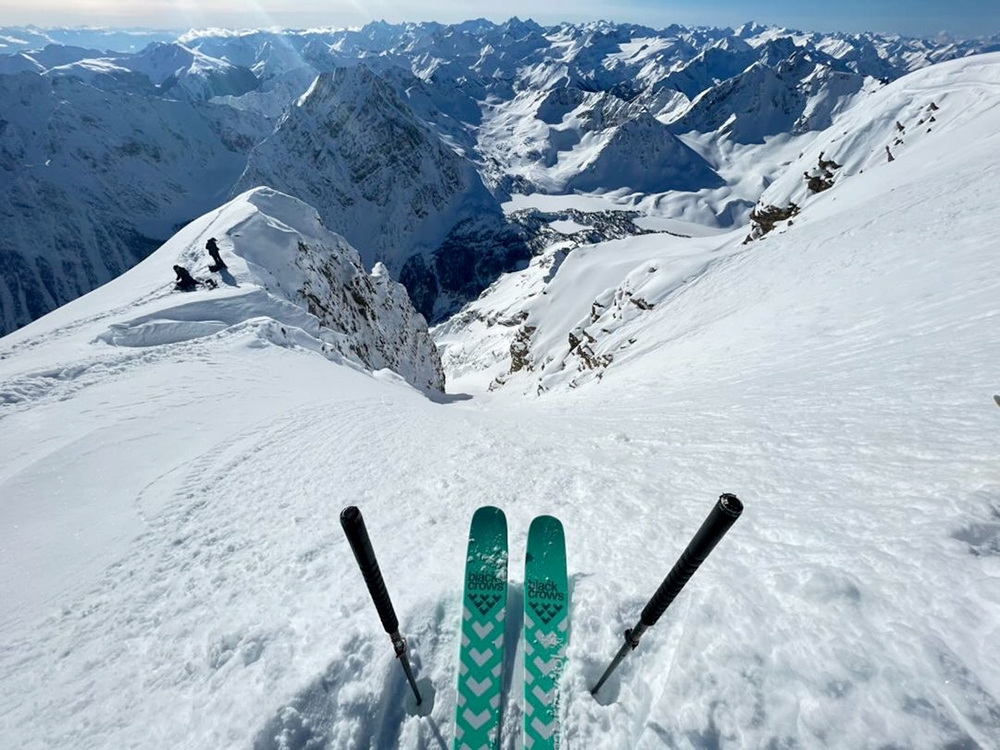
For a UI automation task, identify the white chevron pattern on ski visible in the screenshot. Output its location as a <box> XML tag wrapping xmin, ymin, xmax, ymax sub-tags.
<box><xmin>532</xmin><ymin>717</ymin><xmax>557</xmax><ymax>740</ymax></box>
<box><xmin>533</xmin><ymin>684</ymin><xmax>556</xmax><ymax>704</ymax></box>
<box><xmin>467</xmin><ymin>676</ymin><xmax>492</xmax><ymax>697</ymax></box>
<box><xmin>533</xmin><ymin>655</ymin><xmax>561</xmax><ymax>676</ymax></box>
<box><xmin>463</xmin><ymin>708</ymin><xmax>492</xmax><ymax>730</ymax></box>
<box><xmin>470</xmin><ymin>647</ymin><xmax>492</xmax><ymax>667</ymax></box>
<box><xmin>537</xmin><ymin>631</ymin><xmax>559</xmax><ymax>648</ymax></box>
<box><xmin>472</xmin><ymin>621</ymin><xmax>494</xmax><ymax>639</ymax></box>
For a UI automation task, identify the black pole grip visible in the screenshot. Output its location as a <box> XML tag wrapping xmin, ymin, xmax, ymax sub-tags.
<box><xmin>340</xmin><ymin>505</ymin><xmax>399</xmax><ymax>635</ymax></box>
<box><xmin>640</xmin><ymin>493</ymin><xmax>743</xmax><ymax>628</ymax></box>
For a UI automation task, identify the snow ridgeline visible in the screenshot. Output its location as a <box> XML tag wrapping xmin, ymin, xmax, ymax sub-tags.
<box><xmin>2</xmin><ymin>186</ymin><xmax>445</xmax><ymax>397</ymax></box>
<box><xmin>131</xmin><ymin>187</ymin><xmax>445</xmax><ymax>393</ymax></box>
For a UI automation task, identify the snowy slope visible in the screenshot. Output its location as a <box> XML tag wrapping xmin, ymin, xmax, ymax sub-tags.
<box><xmin>1</xmin><ymin>52</ymin><xmax>999</xmax><ymax>750</ymax></box>
<box><xmin>442</xmin><ymin>52</ymin><xmax>1000</xmax><ymax>395</ymax></box>
<box><xmin>0</xmin><ymin>185</ymin><xmax>444</xmax><ymax>399</ymax></box>
<box><xmin>755</xmin><ymin>51</ymin><xmax>1000</xmax><ymax>212</ymax></box>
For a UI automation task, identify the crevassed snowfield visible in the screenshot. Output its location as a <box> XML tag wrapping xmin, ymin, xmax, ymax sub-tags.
<box><xmin>2</xmin><ymin>55</ymin><xmax>1000</xmax><ymax>749</ymax></box>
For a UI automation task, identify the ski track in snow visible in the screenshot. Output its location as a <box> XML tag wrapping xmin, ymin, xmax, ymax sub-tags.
<box><xmin>6</xmin><ymin>376</ymin><xmax>996</xmax><ymax>749</ymax></box>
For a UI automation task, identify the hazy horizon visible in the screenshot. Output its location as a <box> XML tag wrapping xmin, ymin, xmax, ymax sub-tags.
<box><xmin>0</xmin><ymin>1</ymin><xmax>998</xmax><ymax>40</ymax></box>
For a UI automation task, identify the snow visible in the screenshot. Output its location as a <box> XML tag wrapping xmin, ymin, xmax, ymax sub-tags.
<box><xmin>549</xmin><ymin>219</ymin><xmax>590</xmax><ymax>234</ymax></box>
<box><xmin>1</xmin><ymin>42</ymin><xmax>1000</xmax><ymax>750</ymax></box>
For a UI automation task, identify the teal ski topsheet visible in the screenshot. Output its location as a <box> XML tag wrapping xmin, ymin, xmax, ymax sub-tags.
<box><xmin>455</xmin><ymin>506</ymin><xmax>509</xmax><ymax>750</ymax></box>
<box><xmin>523</xmin><ymin>515</ymin><xmax>569</xmax><ymax>750</ymax></box>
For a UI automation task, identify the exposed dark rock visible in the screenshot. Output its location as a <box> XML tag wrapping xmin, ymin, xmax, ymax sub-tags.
<box><xmin>509</xmin><ymin>207</ymin><xmax>661</xmax><ymax>255</ymax></box>
<box><xmin>509</xmin><ymin>325</ymin><xmax>537</xmax><ymax>373</ymax></box>
<box><xmin>744</xmin><ymin>202</ymin><xmax>801</xmax><ymax>243</ymax></box>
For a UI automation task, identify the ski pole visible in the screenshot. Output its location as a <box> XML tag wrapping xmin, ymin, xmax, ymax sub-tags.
<box><xmin>340</xmin><ymin>505</ymin><xmax>422</xmax><ymax>705</ymax></box>
<box><xmin>591</xmin><ymin>493</ymin><xmax>744</xmax><ymax>697</ymax></box>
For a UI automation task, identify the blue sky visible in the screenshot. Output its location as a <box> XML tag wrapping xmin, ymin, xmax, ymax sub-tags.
<box><xmin>1</xmin><ymin>0</ymin><xmax>997</xmax><ymax>38</ymax></box>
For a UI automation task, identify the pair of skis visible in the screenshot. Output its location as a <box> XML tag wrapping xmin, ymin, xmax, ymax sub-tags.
<box><xmin>455</xmin><ymin>507</ymin><xmax>568</xmax><ymax>750</ymax></box>
<box><xmin>343</xmin><ymin>497</ymin><xmax>744</xmax><ymax>748</ymax></box>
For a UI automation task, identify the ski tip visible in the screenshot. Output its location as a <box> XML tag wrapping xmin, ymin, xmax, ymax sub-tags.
<box><xmin>472</xmin><ymin>505</ymin><xmax>506</xmax><ymax>518</ymax></box>
<box><xmin>470</xmin><ymin>506</ymin><xmax>508</xmax><ymax>529</ymax></box>
<box><xmin>527</xmin><ymin>516</ymin><xmax>566</xmax><ymax>551</ymax></box>
<box><xmin>468</xmin><ymin>506</ymin><xmax>508</xmax><ymax>553</ymax></box>
<box><xmin>528</xmin><ymin>514</ymin><xmax>563</xmax><ymax>532</ymax></box>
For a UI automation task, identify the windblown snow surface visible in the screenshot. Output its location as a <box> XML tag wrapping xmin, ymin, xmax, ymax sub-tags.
<box><xmin>1</xmin><ymin>54</ymin><xmax>1000</xmax><ymax>750</ymax></box>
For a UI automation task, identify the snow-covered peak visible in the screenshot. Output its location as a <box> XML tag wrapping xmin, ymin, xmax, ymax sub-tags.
<box><xmin>565</xmin><ymin>112</ymin><xmax>724</xmax><ymax>193</ymax></box>
<box><xmin>31</xmin><ymin>41</ymin><xmax>261</xmax><ymax>100</ymax></box>
<box><xmin>294</xmin><ymin>63</ymin><xmax>382</xmax><ymax>111</ymax></box>
<box><xmin>735</xmin><ymin>21</ymin><xmax>769</xmax><ymax>38</ymax></box>
<box><xmin>120</xmin><ymin>41</ymin><xmax>204</xmax><ymax>84</ymax></box>
<box><xmin>117</xmin><ymin>42</ymin><xmax>259</xmax><ymax>99</ymax></box>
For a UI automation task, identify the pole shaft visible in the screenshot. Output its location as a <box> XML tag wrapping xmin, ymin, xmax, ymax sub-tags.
<box><xmin>590</xmin><ymin>494</ymin><xmax>743</xmax><ymax>697</ymax></box>
<box><xmin>391</xmin><ymin>631</ymin><xmax>423</xmax><ymax>706</ymax></box>
<box><xmin>590</xmin><ymin>620</ymin><xmax>644</xmax><ymax>696</ymax></box>
<box><xmin>341</xmin><ymin>506</ymin><xmax>422</xmax><ymax>705</ymax></box>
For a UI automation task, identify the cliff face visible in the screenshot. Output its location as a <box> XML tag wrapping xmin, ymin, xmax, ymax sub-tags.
<box><xmin>215</xmin><ymin>187</ymin><xmax>446</xmax><ymax>392</ymax></box>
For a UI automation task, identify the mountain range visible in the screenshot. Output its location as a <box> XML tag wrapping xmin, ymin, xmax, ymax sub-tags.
<box><xmin>1</xmin><ymin>19</ymin><xmax>999</xmax><ymax>338</ymax></box>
